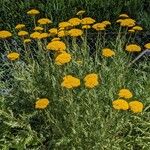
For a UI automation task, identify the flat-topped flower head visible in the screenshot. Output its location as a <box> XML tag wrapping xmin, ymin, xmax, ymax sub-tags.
<box><xmin>132</xmin><ymin>26</ymin><xmax>143</xmax><ymax>31</ymax></box>
<box><xmin>68</xmin><ymin>29</ymin><xmax>83</xmax><ymax>37</ymax></box>
<box><xmin>119</xmin><ymin>14</ymin><xmax>129</xmax><ymax>18</ymax></box>
<box><xmin>129</xmin><ymin>101</ymin><xmax>144</xmax><ymax>113</ymax></box>
<box><xmin>128</xmin><ymin>29</ymin><xmax>135</xmax><ymax>33</ymax></box>
<box><xmin>61</xmin><ymin>75</ymin><xmax>80</xmax><ymax>89</ymax></box>
<box><xmin>0</xmin><ymin>30</ymin><xmax>12</xmax><ymax>39</ymax></box>
<box><xmin>55</xmin><ymin>52</ymin><xmax>71</xmax><ymax>65</ymax></box>
<box><xmin>47</xmin><ymin>41</ymin><xmax>66</xmax><ymax>51</ymax></box>
<box><xmin>7</xmin><ymin>52</ymin><xmax>20</xmax><ymax>61</ymax></box>
<box><xmin>82</xmin><ymin>25</ymin><xmax>91</xmax><ymax>29</ymax></box>
<box><xmin>24</xmin><ymin>39</ymin><xmax>31</xmax><ymax>44</ymax></box>
<box><xmin>102</xmin><ymin>48</ymin><xmax>115</xmax><ymax>57</ymax></box>
<box><xmin>59</xmin><ymin>22</ymin><xmax>72</xmax><ymax>29</ymax></box>
<box><xmin>120</xmin><ymin>18</ymin><xmax>136</xmax><ymax>27</ymax></box>
<box><xmin>102</xmin><ymin>21</ymin><xmax>111</xmax><ymax>26</ymax></box>
<box><xmin>125</xmin><ymin>44</ymin><xmax>141</xmax><ymax>52</ymax></box>
<box><xmin>51</xmin><ymin>37</ymin><xmax>60</xmax><ymax>41</ymax></box>
<box><xmin>38</xmin><ymin>18</ymin><xmax>52</xmax><ymax>25</ymax></box>
<box><xmin>76</xmin><ymin>10</ymin><xmax>85</xmax><ymax>16</ymax></box>
<box><xmin>68</xmin><ymin>18</ymin><xmax>81</xmax><ymax>26</ymax></box>
<box><xmin>15</xmin><ymin>24</ymin><xmax>25</xmax><ymax>30</ymax></box>
<box><xmin>113</xmin><ymin>99</ymin><xmax>129</xmax><ymax>110</ymax></box>
<box><xmin>30</xmin><ymin>32</ymin><xmax>41</xmax><ymax>39</ymax></box>
<box><xmin>38</xmin><ymin>33</ymin><xmax>49</xmax><ymax>39</ymax></box>
<box><xmin>84</xmin><ymin>73</ymin><xmax>99</xmax><ymax>88</ymax></box>
<box><xmin>49</xmin><ymin>28</ymin><xmax>58</xmax><ymax>36</ymax></box>
<box><xmin>18</xmin><ymin>31</ymin><xmax>29</xmax><ymax>37</ymax></box>
<box><xmin>144</xmin><ymin>43</ymin><xmax>150</xmax><ymax>49</ymax></box>
<box><xmin>34</xmin><ymin>26</ymin><xmax>44</xmax><ymax>31</ymax></box>
<box><xmin>27</xmin><ymin>9</ymin><xmax>40</xmax><ymax>15</ymax></box>
<box><xmin>92</xmin><ymin>23</ymin><xmax>106</xmax><ymax>31</ymax></box>
<box><xmin>81</xmin><ymin>17</ymin><xmax>96</xmax><ymax>25</ymax></box>
<box><xmin>58</xmin><ymin>30</ymin><xmax>68</xmax><ymax>37</ymax></box>
<box><xmin>118</xmin><ymin>89</ymin><xmax>133</xmax><ymax>99</ymax></box>
<box><xmin>35</xmin><ymin>98</ymin><xmax>49</xmax><ymax>109</ymax></box>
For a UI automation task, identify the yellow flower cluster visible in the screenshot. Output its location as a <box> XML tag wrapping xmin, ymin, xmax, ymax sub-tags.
<box><xmin>38</xmin><ymin>18</ymin><xmax>52</xmax><ymax>25</ymax></box>
<box><xmin>68</xmin><ymin>29</ymin><xmax>83</xmax><ymax>37</ymax></box>
<box><xmin>81</xmin><ymin>17</ymin><xmax>96</xmax><ymax>25</ymax></box>
<box><xmin>61</xmin><ymin>75</ymin><xmax>81</xmax><ymax>89</ymax></box>
<box><xmin>30</xmin><ymin>32</ymin><xmax>49</xmax><ymax>39</ymax></box>
<box><xmin>27</xmin><ymin>9</ymin><xmax>40</xmax><ymax>15</ymax></box>
<box><xmin>76</xmin><ymin>10</ymin><xmax>85</xmax><ymax>16</ymax></box>
<box><xmin>113</xmin><ymin>88</ymin><xmax>144</xmax><ymax>113</ymax></box>
<box><xmin>144</xmin><ymin>43</ymin><xmax>150</xmax><ymax>49</ymax></box>
<box><xmin>118</xmin><ymin>89</ymin><xmax>133</xmax><ymax>99</ymax></box>
<box><xmin>24</xmin><ymin>39</ymin><xmax>31</xmax><ymax>44</ymax></box>
<box><xmin>34</xmin><ymin>26</ymin><xmax>44</xmax><ymax>31</ymax></box>
<box><xmin>15</xmin><ymin>24</ymin><xmax>25</xmax><ymax>30</ymax></box>
<box><xmin>125</xmin><ymin>44</ymin><xmax>141</xmax><ymax>52</ymax></box>
<box><xmin>7</xmin><ymin>52</ymin><xmax>20</xmax><ymax>61</ymax></box>
<box><xmin>55</xmin><ymin>52</ymin><xmax>71</xmax><ymax>65</ymax></box>
<box><xmin>68</xmin><ymin>18</ymin><xmax>81</xmax><ymax>26</ymax></box>
<box><xmin>49</xmin><ymin>28</ymin><xmax>58</xmax><ymax>36</ymax></box>
<box><xmin>102</xmin><ymin>48</ymin><xmax>115</xmax><ymax>57</ymax></box>
<box><xmin>47</xmin><ymin>41</ymin><xmax>66</xmax><ymax>51</ymax></box>
<box><xmin>117</xmin><ymin>14</ymin><xmax>136</xmax><ymax>27</ymax></box>
<box><xmin>18</xmin><ymin>31</ymin><xmax>29</xmax><ymax>37</ymax></box>
<box><xmin>0</xmin><ymin>30</ymin><xmax>12</xmax><ymax>39</ymax></box>
<box><xmin>84</xmin><ymin>73</ymin><xmax>99</xmax><ymax>88</ymax></box>
<box><xmin>35</xmin><ymin>98</ymin><xmax>49</xmax><ymax>109</ymax></box>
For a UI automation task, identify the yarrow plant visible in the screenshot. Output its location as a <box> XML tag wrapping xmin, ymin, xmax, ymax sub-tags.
<box><xmin>0</xmin><ymin>8</ymin><xmax>149</xmax><ymax>149</ymax></box>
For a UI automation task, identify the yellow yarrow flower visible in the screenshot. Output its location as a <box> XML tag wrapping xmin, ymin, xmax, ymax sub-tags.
<box><xmin>24</xmin><ymin>39</ymin><xmax>31</xmax><ymax>44</ymax></box>
<box><xmin>126</xmin><ymin>44</ymin><xmax>141</xmax><ymax>52</ymax></box>
<box><xmin>129</xmin><ymin>101</ymin><xmax>144</xmax><ymax>113</ymax></box>
<box><xmin>102</xmin><ymin>20</ymin><xmax>111</xmax><ymax>26</ymax></box>
<box><xmin>30</xmin><ymin>32</ymin><xmax>41</xmax><ymax>39</ymax></box>
<box><xmin>34</xmin><ymin>26</ymin><xmax>44</xmax><ymax>31</ymax></box>
<box><xmin>76</xmin><ymin>10</ymin><xmax>85</xmax><ymax>16</ymax></box>
<box><xmin>120</xmin><ymin>18</ymin><xmax>136</xmax><ymax>27</ymax></box>
<box><xmin>113</xmin><ymin>99</ymin><xmax>129</xmax><ymax>110</ymax></box>
<box><xmin>84</xmin><ymin>73</ymin><xmax>99</xmax><ymax>88</ymax></box>
<box><xmin>7</xmin><ymin>52</ymin><xmax>20</xmax><ymax>61</ymax></box>
<box><xmin>47</xmin><ymin>41</ymin><xmax>66</xmax><ymax>51</ymax></box>
<box><xmin>118</xmin><ymin>89</ymin><xmax>133</xmax><ymax>99</ymax></box>
<box><xmin>18</xmin><ymin>31</ymin><xmax>29</xmax><ymax>37</ymax></box>
<box><xmin>35</xmin><ymin>98</ymin><xmax>49</xmax><ymax>109</ymax></box>
<box><xmin>61</xmin><ymin>75</ymin><xmax>80</xmax><ymax>89</ymax></box>
<box><xmin>27</xmin><ymin>9</ymin><xmax>40</xmax><ymax>15</ymax></box>
<box><xmin>116</xmin><ymin>19</ymin><xmax>123</xmax><ymax>23</ymax></box>
<box><xmin>132</xmin><ymin>26</ymin><xmax>143</xmax><ymax>31</ymax></box>
<box><xmin>59</xmin><ymin>22</ymin><xmax>72</xmax><ymax>29</ymax></box>
<box><xmin>68</xmin><ymin>29</ymin><xmax>83</xmax><ymax>37</ymax></box>
<box><xmin>102</xmin><ymin>48</ymin><xmax>115</xmax><ymax>57</ymax></box>
<box><xmin>38</xmin><ymin>18</ymin><xmax>52</xmax><ymax>25</ymax></box>
<box><xmin>81</xmin><ymin>17</ymin><xmax>96</xmax><ymax>25</ymax></box>
<box><xmin>128</xmin><ymin>29</ymin><xmax>135</xmax><ymax>33</ymax></box>
<box><xmin>51</xmin><ymin>37</ymin><xmax>61</xmax><ymax>41</ymax></box>
<box><xmin>55</xmin><ymin>52</ymin><xmax>71</xmax><ymax>65</ymax></box>
<box><xmin>144</xmin><ymin>43</ymin><xmax>150</xmax><ymax>49</ymax></box>
<box><xmin>92</xmin><ymin>23</ymin><xmax>106</xmax><ymax>31</ymax></box>
<box><xmin>119</xmin><ymin>14</ymin><xmax>129</xmax><ymax>18</ymax></box>
<box><xmin>68</xmin><ymin>18</ymin><xmax>81</xmax><ymax>26</ymax></box>
<box><xmin>0</xmin><ymin>30</ymin><xmax>12</xmax><ymax>39</ymax></box>
<box><xmin>15</xmin><ymin>24</ymin><xmax>25</xmax><ymax>30</ymax></box>
<box><xmin>82</xmin><ymin>25</ymin><xmax>91</xmax><ymax>29</ymax></box>
<box><xmin>38</xmin><ymin>33</ymin><xmax>49</xmax><ymax>39</ymax></box>
<box><xmin>49</xmin><ymin>28</ymin><xmax>58</xmax><ymax>36</ymax></box>
<box><xmin>58</xmin><ymin>30</ymin><xmax>68</xmax><ymax>37</ymax></box>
